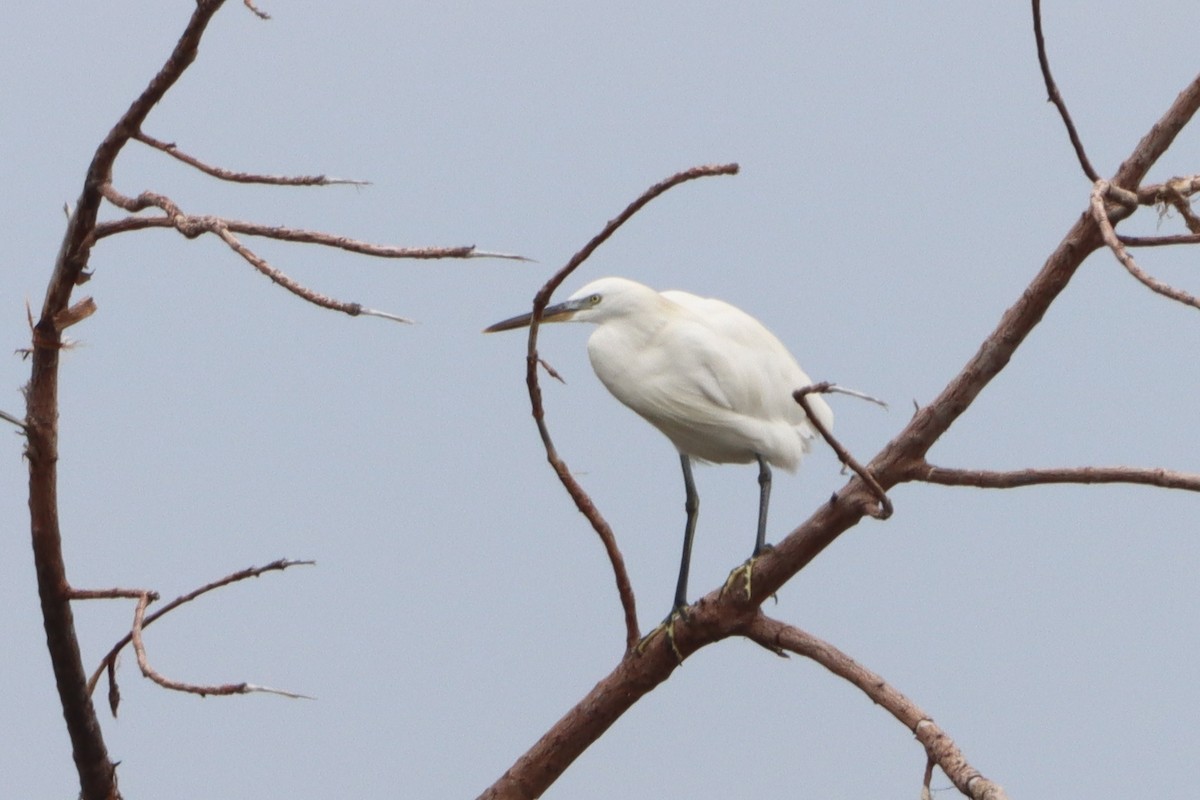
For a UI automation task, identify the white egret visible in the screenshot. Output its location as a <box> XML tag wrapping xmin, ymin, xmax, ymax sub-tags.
<box><xmin>485</xmin><ymin>276</ymin><xmax>833</xmax><ymax>614</ymax></box>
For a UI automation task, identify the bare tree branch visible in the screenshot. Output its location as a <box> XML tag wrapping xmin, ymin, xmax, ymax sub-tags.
<box><xmin>744</xmin><ymin>615</ymin><xmax>1009</xmax><ymax>800</ymax></box>
<box><xmin>913</xmin><ymin>463</ymin><xmax>1200</xmax><ymax>493</ymax></box>
<box><xmin>128</xmin><ymin>592</ymin><xmax>311</xmax><ymax>701</ymax></box>
<box><xmin>1032</xmin><ymin>0</ymin><xmax>1099</xmax><ymax>182</ymax></box>
<box><xmin>135</xmin><ymin>131</ymin><xmax>369</xmax><ymax>186</ymax></box>
<box><xmin>0</xmin><ymin>408</ymin><xmax>26</xmax><ymax>430</ymax></box>
<box><xmin>98</xmin><ymin>184</ymin><xmax>414</xmax><ymax>320</ymax></box>
<box><xmin>794</xmin><ymin>382</ymin><xmax>892</xmax><ymax>519</ymax></box>
<box><xmin>211</xmin><ymin>220</ymin><xmax>415</xmax><ymax>322</ymax></box>
<box><xmin>519</xmin><ymin>164</ymin><xmax>739</xmax><ymax>652</ymax></box>
<box><xmin>243</xmin><ymin>0</ymin><xmax>270</xmax><ymax>20</ymax></box>
<box><xmin>85</xmin><ymin>559</ymin><xmax>315</xmax><ymax>706</ymax></box>
<box><xmin>25</xmin><ymin>2</ymin><xmax>525</xmax><ymax>796</ymax></box>
<box><xmin>95</xmin><ymin>212</ymin><xmax>527</xmax><ymax>261</ymax></box>
<box><xmin>1120</xmin><ymin>232</ymin><xmax>1200</xmax><ymax>247</ymax></box>
<box><xmin>484</xmin><ymin>31</ymin><xmax>1200</xmax><ymax>798</ymax></box>
<box><xmin>1091</xmin><ymin>180</ymin><xmax>1200</xmax><ymax>309</ymax></box>
<box><xmin>25</xmin><ymin>5</ymin><xmax>230</xmax><ymax>797</ymax></box>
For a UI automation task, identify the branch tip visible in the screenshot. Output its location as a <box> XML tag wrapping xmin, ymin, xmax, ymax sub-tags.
<box><xmin>794</xmin><ymin>383</ymin><xmax>892</xmax><ymax>518</ymax></box>
<box><xmin>358</xmin><ymin>307</ymin><xmax>415</xmax><ymax>324</ymax></box>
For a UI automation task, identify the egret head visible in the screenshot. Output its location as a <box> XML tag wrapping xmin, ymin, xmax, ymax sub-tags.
<box><xmin>483</xmin><ymin>277</ymin><xmax>661</xmax><ymax>332</ymax></box>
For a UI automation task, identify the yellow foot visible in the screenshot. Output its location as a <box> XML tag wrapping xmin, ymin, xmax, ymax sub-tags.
<box><xmin>636</xmin><ymin>608</ymin><xmax>687</xmax><ymax>663</ymax></box>
<box><xmin>722</xmin><ymin>546</ymin><xmax>774</xmax><ymax>602</ymax></box>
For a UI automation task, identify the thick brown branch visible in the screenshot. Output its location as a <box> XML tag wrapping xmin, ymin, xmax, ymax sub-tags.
<box><xmin>1091</xmin><ymin>180</ymin><xmax>1200</xmax><ymax>309</ymax></box>
<box><xmin>861</xmin><ymin>70</ymin><xmax>1200</xmax><ymax>482</ymax></box>
<box><xmin>488</xmin><ymin>60</ymin><xmax>1200</xmax><ymax>799</ymax></box>
<box><xmin>135</xmin><ymin>131</ymin><xmax>368</xmax><ymax>186</ymax></box>
<box><xmin>914</xmin><ymin>463</ymin><xmax>1200</xmax><ymax>492</ymax></box>
<box><xmin>479</xmin><ymin>599</ymin><xmax>752</xmax><ymax>800</ymax></box>
<box><xmin>1032</xmin><ymin>0</ymin><xmax>1099</xmax><ymax>182</ymax></box>
<box><xmin>738</xmin><ymin>71</ymin><xmax>1200</xmax><ymax>610</ymax></box>
<box><xmin>26</xmin><ymin>4</ymin><xmax>228</xmax><ymax>799</ymax></box>
<box><xmin>744</xmin><ymin>616</ymin><xmax>1009</xmax><ymax>800</ymax></box>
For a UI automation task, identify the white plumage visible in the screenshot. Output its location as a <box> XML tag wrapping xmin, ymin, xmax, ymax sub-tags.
<box><xmin>485</xmin><ymin>276</ymin><xmax>832</xmax><ymax>611</ymax></box>
<box><xmin>579</xmin><ymin>278</ymin><xmax>832</xmax><ymax>470</ymax></box>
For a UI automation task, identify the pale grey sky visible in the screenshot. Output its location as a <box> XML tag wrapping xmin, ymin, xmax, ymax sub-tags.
<box><xmin>3</xmin><ymin>3</ymin><xmax>1198</xmax><ymax>798</ymax></box>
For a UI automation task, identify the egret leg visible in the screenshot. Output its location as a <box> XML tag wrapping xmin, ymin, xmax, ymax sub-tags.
<box><xmin>636</xmin><ymin>457</ymin><xmax>697</xmax><ymax>661</ymax></box>
<box><xmin>753</xmin><ymin>454</ymin><xmax>772</xmax><ymax>556</ymax></box>
<box><xmin>673</xmin><ymin>453</ymin><xmax>700</xmax><ymax>612</ymax></box>
<box><xmin>723</xmin><ymin>454</ymin><xmax>772</xmax><ymax>601</ymax></box>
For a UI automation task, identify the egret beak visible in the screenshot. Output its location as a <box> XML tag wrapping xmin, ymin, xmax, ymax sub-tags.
<box><xmin>483</xmin><ymin>297</ymin><xmax>587</xmax><ymax>332</ymax></box>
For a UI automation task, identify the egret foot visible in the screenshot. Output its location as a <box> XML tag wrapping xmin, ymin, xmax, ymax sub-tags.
<box><xmin>636</xmin><ymin>607</ymin><xmax>687</xmax><ymax>663</ymax></box>
<box><xmin>722</xmin><ymin>544</ymin><xmax>775</xmax><ymax>601</ymax></box>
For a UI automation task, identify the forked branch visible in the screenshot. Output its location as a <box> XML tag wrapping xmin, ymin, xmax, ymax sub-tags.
<box><xmin>85</xmin><ymin>559</ymin><xmax>315</xmax><ymax>710</ymax></box>
<box><xmin>128</xmin><ymin>592</ymin><xmax>311</xmax><ymax>702</ymax></box>
<box><xmin>1090</xmin><ymin>180</ymin><xmax>1200</xmax><ymax>309</ymax></box>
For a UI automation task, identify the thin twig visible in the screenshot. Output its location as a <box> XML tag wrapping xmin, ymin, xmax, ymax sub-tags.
<box><xmin>129</xmin><ymin>592</ymin><xmax>311</xmax><ymax>700</ymax></box>
<box><xmin>212</xmin><ymin>223</ymin><xmax>415</xmax><ymax>321</ymax></box>
<box><xmin>1032</xmin><ymin>0</ymin><xmax>1099</xmax><ymax>182</ymax></box>
<box><xmin>95</xmin><ymin>212</ymin><xmax>528</xmax><ymax>261</ymax></box>
<box><xmin>0</xmin><ymin>409</ymin><xmax>25</xmax><ymax>430</ymax></box>
<box><xmin>243</xmin><ymin>0</ymin><xmax>270</xmax><ymax>19</ymax></box>
<box><xmin>794</xmin><ymin>383</ymin><xmax>892</xmax><ymax>519</ymax></box>
<box><xmin>98</xmin><ymin>185</ymin><xmax>414</xmax><ymax>321</ymax></box>
<box><xmin>70</xmin><ymin>588</ymin><xmax>159</xmax><ymax>601</ymax></box>
<box><xmin>532</xmin><ymin>164</ymin><xmax>739</xmax><ymax>312</ymax></box>
<box><xmin>1091</xmin><ymin>180</ymin><xmax>1200</xmax><ymax>309</ymax></box>
<box><xmin>1120</xmin><ymin>233</ymin><xmax>1200</xmax><ymax>247</ymax></box>
<box><xmin>537</xmin><ymin>357</ymin><xmax>566</xmax><ymax>384</ymax></box>
<box><xmin>135</xmin><ymin>131</ymin><xmax>368</xmax><ymax>186</ymax></box>
<box><xmin>913</xmin><ymin>463</ymin><xmax>1200</xmax><ymax>492</ymax></box>
<box><xmin>86</xmin><ymin>558</ymin><xmax>315</xmax><ymax>702</ymax></box>
<box><xmin>522</xmin><ymin>164</ymin><xmax>739</xmax><ymax>652</ymax></box>
<box><xmin>744</xmin><ymin>615</ymin><xmax>1009</xmax><ymax>800</ymax></box>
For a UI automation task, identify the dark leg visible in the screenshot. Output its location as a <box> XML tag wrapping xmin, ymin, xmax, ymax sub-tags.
<box><xmin>673</xmin><ymin>453</ymin><xmax>699</xmax><ymax>612</ymax></box>
<box><xmin>753</xmin><ymin>454</ymin><xmax>772</xmax><ymax>555</ymax></box>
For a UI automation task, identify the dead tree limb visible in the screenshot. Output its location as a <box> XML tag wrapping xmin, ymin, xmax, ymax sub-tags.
<box><xmin>22</xmin><ymin>3</ymin><xmax>518</xmax><ymax>798</ymax></box>
<box><xmin>483</xmin><ymin>8</ymin><xmax>1200</xmax><ymax>794</ymax></box>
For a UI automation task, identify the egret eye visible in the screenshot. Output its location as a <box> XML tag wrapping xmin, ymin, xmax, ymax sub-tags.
<box><xmin>588</xmin><ymin>293</ymin><xmax>602</xmax><ymax>306</ymax></box>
